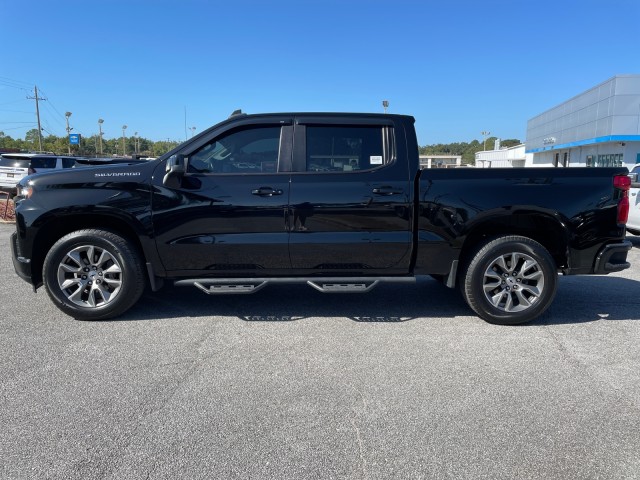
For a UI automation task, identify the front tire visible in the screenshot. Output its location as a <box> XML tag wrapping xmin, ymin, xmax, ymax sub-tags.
<box><xmin>43</xmin><ymin>229</ymin><xmax>146</xmax><ymax>320</ymax></box>
<box><xmin>460</xmin><ymin>236</ymin><xmax>557</xmax><ymax>325</ymax></box>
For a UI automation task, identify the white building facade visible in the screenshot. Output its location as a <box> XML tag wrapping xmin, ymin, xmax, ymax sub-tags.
<box><xmin>475</xmin><ymin>144</ymin><xmax>531</xmax><ymax>168</ymax></box>
<box><xmin>419</xmin><ymin>155</ymin><xmax>462</xmax><ymax>168</ymax></box>
<box><xmin>526</xmin><ymin>75</ymin><xmax>640</xmax><ymax>168</ymax></box>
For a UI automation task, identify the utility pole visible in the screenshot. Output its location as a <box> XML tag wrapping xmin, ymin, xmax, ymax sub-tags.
<box><xmin>27</xmin><ymin>86</ymin><xmax>46</xmax><ymax>152</ymax></box>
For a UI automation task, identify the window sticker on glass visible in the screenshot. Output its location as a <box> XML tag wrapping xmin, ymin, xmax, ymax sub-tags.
<box><xmin>370</xmin><ymin>155</ymin><xmax>383</xmax><ymax>165</ymax></box>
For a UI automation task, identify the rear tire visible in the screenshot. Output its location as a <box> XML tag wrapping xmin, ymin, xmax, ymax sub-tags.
<box><xmin>460</xmin><ymin>235</ymin><xmax>557</xmax><ymax>325</ymax></box>
<box><xmin>43</xmin><ymin>229</ymin><xmax>145</xmax><ymax>320</ymax></box>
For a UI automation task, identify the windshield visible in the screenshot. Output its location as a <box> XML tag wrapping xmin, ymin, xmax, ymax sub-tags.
<box><xmin>0</xmin><ymin>157</ymin><xmax>30</xmax><ymax>169</ymax></box>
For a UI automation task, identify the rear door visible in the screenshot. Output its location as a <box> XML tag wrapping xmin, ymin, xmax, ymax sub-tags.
<box><xmin>152</xmin><ymin>117</ymin><xmax>293</xmax><ymax>275</ymax></box>
<box><xmin>287</xmin><ymin>116</ymin><xmax>413</xmax><ymax>274</ymax></box>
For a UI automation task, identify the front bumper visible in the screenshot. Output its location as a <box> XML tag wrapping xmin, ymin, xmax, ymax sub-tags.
<box><xmin>593</xmin><ymin>241</ymin><xmax>632</xmax><ymax>274</ymax></box>
<box><xmin>10</xmin><ymin>232</ymin><xmax>33</xmax><ymax>284</ymax></box>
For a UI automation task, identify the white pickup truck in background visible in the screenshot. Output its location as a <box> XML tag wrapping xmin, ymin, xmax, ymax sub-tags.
<box><xmin>628</xmin><ymin>165</ymin><xmax>640</xmax><ymax>235</ymax></box>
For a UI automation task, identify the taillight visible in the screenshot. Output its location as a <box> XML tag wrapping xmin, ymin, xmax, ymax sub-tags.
<box><xmin>614</xmin><ymin>174</ymin><xmax>631</xmax><ymax>224</ymax></box>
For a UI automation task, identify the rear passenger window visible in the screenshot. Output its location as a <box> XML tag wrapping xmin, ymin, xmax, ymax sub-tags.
<box><xmin>62</xmin><ymin>158</ymin><xmax>76</xmax><ymax>168</ymax></box>
<box><xmin>30</xmin><ymin>157</ymin><xmax>57</xmax><ymax>169</ymax></box>
<box><xmin>306</xmin><ymin>126</ymin><xmax>389</xmax><ymax>172</ymax></box>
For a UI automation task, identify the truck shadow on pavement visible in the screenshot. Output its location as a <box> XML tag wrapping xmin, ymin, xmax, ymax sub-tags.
<box><xmin>119</xmin><ymin>275</ymin><xmax>640</xmax><ymax>326</ymax></box>
<box><xmin>627</xmin><ymin>235</ymin><xmax>640</xmax><ymax>248</ymax></box>
<box><xmin>124</xmin><ymin>277</ymin><xmax>466</xmax><ymax>324</ymax></box>
<box><xmin>532</xmin><ymin>275</ymin><xmax>640</xmax><ymax>326</ymax></box>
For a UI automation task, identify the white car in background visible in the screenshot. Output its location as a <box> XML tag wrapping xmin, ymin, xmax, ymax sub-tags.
<box><xmin>0</xmin><ymin>153</ymin><xmax>78</xmax><ymax>197</ymax></box>
<box><xmin>0</xmin><ymin>154</ymin><xmax>31</xmax><ymax>196</ymax></box>
<box><xmin>628</xmin><ymin>165</ymin><xmax>640</xmax><ymax>235</ymax></box>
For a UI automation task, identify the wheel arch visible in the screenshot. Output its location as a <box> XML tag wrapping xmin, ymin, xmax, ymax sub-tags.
<box><xmin>457</xmin><ymin>212</ymin><xmax>570</xmax><ymax>278</ymax></box>
<box><xmin>30</xmin><ymin>213</ymin><xmax>150</xmax><ymax>288</ymax></box>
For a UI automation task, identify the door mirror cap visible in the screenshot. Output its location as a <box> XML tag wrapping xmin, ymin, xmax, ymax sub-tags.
<box><xmin>163</xmin><ymin>154</ymin><xmax>186</xmax><ymax>188</ymax></box>
<box><xmin>165</xmin><ymin>154</ymin><xmax>186</xmax><ymax>173</ymax></box>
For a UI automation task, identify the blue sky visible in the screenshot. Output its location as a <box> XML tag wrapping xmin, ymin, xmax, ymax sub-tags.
<box><xmin>1</xmin><ymin>0</ymin><xmax>638</xmax><ymax>146</ymax></box>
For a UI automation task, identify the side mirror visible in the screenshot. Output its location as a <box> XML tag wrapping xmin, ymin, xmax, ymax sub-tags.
<box><xmin>163</xmin><ymin>154</ymin><xmax>186</xmax><ymax>188</ymax></box>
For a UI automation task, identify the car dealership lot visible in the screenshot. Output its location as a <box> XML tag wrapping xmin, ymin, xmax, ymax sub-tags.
<box><xmin>1</xmin><ymin>223</ymin><xmax>639</xmax><ymax>479</ymax></box>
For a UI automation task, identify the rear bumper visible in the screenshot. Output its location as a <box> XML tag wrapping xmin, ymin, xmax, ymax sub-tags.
<box><xmin>593</xmin><ymin>241</ymin><xmax>632</xmax><ymax>274</ymax></box>
<box><xmin>10</xmin><ymin>232</ymin><xmax>33</xmax><ymax>284</ymax></box>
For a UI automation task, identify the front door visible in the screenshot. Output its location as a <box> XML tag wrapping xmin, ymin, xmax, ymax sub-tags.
<box><xmin>152</xmin><ymin>120</ymin><xmax>293</xmax><ymax>275</ymax></box>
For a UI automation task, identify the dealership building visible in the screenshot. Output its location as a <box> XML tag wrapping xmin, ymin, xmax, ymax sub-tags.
<box><xmin>525</xmin><ymin>75</ymin><xmax>640</xmax><ymax>168</ymax></box>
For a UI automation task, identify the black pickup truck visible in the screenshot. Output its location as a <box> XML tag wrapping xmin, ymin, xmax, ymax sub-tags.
<box><xmin>10</xmin><ymin>112</ymin><xmax>633</xmax><ymax>324</ymax></box>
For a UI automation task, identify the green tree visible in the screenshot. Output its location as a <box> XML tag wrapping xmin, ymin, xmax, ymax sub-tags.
<box><xmin>25</xmin><ymin>129</ymin><xmax>41</xmax><ymax>150</ymax></box>
<box><xmin>500</xmin><ymin>139</ymin><xmax>522</xmax><ymax>148</ymax></box>
<box><xmin>419</xmin><ymin>137</ymin><xmax>521</xmax><ymax>164</ymax></box>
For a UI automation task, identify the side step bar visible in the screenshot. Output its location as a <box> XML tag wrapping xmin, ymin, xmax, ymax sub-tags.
<box><xmin>175</xmin><ymin>277</ymin><xmax>416</xmax><ymax>295</ymax></box>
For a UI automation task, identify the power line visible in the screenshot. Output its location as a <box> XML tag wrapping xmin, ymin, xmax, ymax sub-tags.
<box><xmin>38</xmin><ymin>88</ymin><xmax>67</xmax><ymax>122</ymax></box>
<box><xmin>0</xmin><ymin>99</ymin><xmax>29</xmax><ymax>107</ymax></box>
<box><xmin>0</xmin><ymin>124</ymin><xmax>37</xmax><ymax>132</ymax></box>
<box><xmin>41</xmin><ymin>102</ymin><xmax>66</xmax><ymax>132</ymax></box>
<box><xmin>0</xmin><ymin>110</ymin><xmax>33</xmax><ymax>114</ymax></box>
<box><xmin>0</xmin><ymin>79</ymin><xmax>31</xmax><ymax>91</ymax></box>
<box><xmin>0</xmin><ymin>76</ymin><xmax>32</xmax><ymax>86</ymax></box>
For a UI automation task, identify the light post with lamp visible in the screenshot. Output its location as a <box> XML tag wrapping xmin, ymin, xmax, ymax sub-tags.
<box><xmin>65</xmin><ymin>112</ymin><xmax>73</xmax><ymax>155</ymax></box>
<box><xmin>481</xmin><ymin>131</ymin><xmax>491</xmax><ymax>151</ymax></box>
<box><xmin>121</xmin><ymin>125</ymin><xmax>127</xmax><ymax>156</ymax></box>
<box><xmin>97</xmin><ymin>119</ymin><xmax>104</xmax><ymax>156</ymax></box>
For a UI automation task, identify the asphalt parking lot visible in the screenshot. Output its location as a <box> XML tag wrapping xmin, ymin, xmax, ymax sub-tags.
<box><xmin>1</xmin><ymin>223</ymin><xmax>639</xmax><ymax>479</ymax></box>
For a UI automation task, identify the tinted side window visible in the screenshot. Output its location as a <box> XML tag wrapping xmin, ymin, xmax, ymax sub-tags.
<box><xmin>306</xmin><ymin>126</ymin><xmax>385</xmax><ymax>172</ymax></box>
<box><xmin>30</xmin><ymin>157</ymin><xmax>57</xmax><ymax>169</ymax></box>
<box><xmin>62</xmin><ymin>158</ymin><xmax>76</xmax><ymax>168</ymax></box>
<box><xmin>188</xmin><ymin>126</ymin><xmax>281</xmax><ymax>174</ymax></box>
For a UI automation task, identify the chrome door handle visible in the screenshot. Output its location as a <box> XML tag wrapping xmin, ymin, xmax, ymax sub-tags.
<box><xmin>252</xmin><ymin>187</ymin><xmax>283</xmax><ymax>197</ymax></box>
<box><xmin>372</xmin><ymin>186</ymin><xmax>402</xmax><ymax>196</ymax></box>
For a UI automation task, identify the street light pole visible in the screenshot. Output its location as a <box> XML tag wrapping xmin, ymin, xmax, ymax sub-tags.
<box><xmin>481</xmin><ymin>131</ymin><xmax>491</xmax><ymax>151</ymax></box>
<box><xmin>382</xmin><ymin>100</ymin><xmax>389</xmax><ymax>114</ymax></box>
<box><xmin>134</xmin><ymin>131</ymin><xmax>138</xmax><ymax>155</ymax></box>
<box><xmin>122</xmin><ymin>125</ymin><xmax>127</xmax><ymax>156</ymax></box>
<box><xmin>65</xmin><ymin>112</ymin><xmax>72</xmax><ymax>155</ymax></box>
<box><xmin>98</xmin><ymin>119</ymin><xmax>104</xmax><ymax>156</ymax></box>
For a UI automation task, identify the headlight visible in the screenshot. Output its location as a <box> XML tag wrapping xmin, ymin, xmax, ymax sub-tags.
<box><xmin>18</xmin><ymin>183</ymin><xmax>33</xmax><ymax>199</ymax></box>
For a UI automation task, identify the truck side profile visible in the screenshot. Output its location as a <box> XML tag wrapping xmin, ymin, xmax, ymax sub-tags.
<box><xmin>10</xmin><ymin>113</ymin><xmax>633</xmax><ymax>324</ymax></box>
